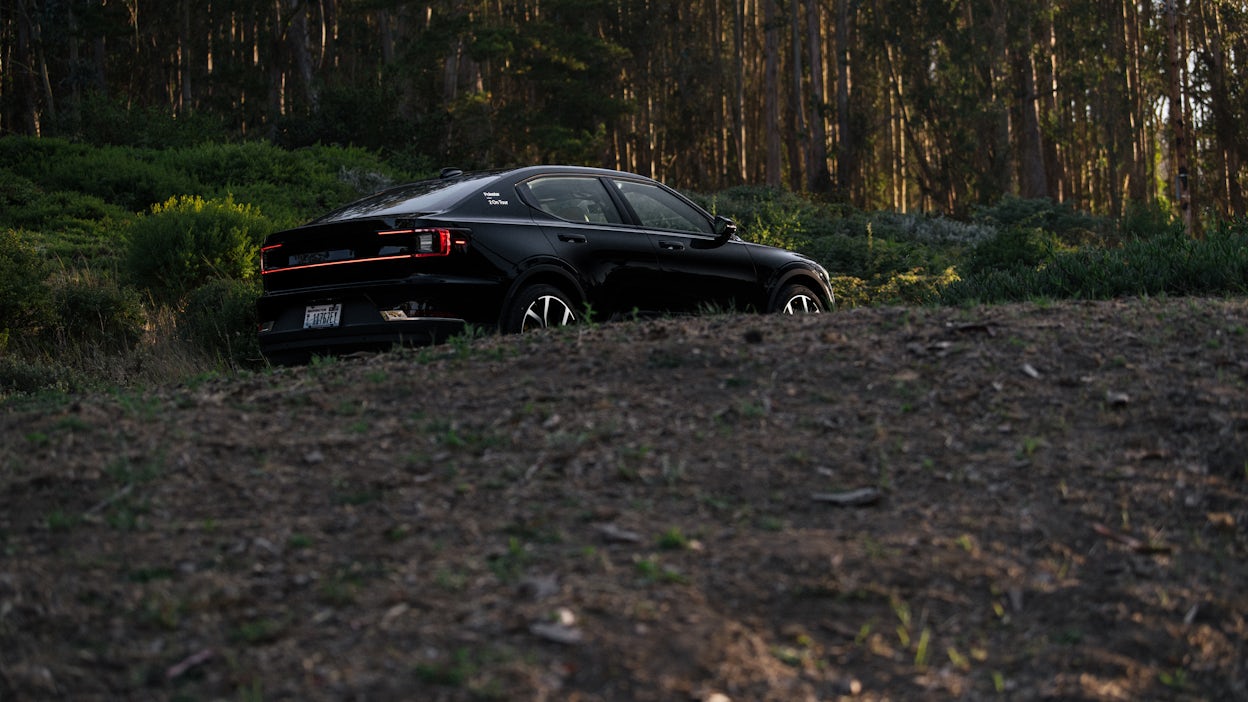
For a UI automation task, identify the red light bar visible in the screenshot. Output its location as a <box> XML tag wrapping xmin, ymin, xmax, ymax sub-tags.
<box><xmin>261</xmin><ymin>228</ymin><xmax>457</xmax><ymax>275</ymax></box>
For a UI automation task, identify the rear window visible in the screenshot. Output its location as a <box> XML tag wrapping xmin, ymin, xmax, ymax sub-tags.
<box><xmin>313</xmin><ymin>174</ymin><xmax>502</xmax><ymax>223</ymax></box>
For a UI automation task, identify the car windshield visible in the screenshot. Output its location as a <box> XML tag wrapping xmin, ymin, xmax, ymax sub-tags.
<box><xmin>313</xmin><ymin>173</ymin><xmax>502</xmax><ymax>222</ymax></box>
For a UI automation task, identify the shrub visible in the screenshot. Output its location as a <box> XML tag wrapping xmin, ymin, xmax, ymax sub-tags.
<box><xmin>0</xmin><ymin>229</ymin><xmax>53</xmax><ymax>339</ymax></box>
<box><xmin>125</xmin><ymin>195</ymin><xmax>273</xmax><ymax>304</ymax></box>
<box><xmin>46</xmin><ymin>272</ymin><xmax>147</xmax><ymax>353</ymax></box>
<box><xmin>172</xmin><ymin>142</ymin><xmax>405</xmax><ymax>225</ymax></box>
<box><xmin>0</xmin><ymin>357</ymin><xmax>71</xmax><ymax>396</ymax></box>
<box><xmin>49</xmin><ymin>92</ymin><xmax>226</xmax><ymax>149</ymax></box>
<box><xmin>939</xmin><ymin>227</ymin><xmax>1248</xmax><ymax>305</ymax></box>
<box><xmin>1119</xmin><ymin>200</ymin><xmax>1184</xmax><ymax>241</ymax></box>
<box><xmin>692</xmin><ymin>185</ymin><xmax>820</xmax><ymax>250</ymax></box>
<box><xmin>180</xmin><ymin>278</ymin><xmax>262</xmax><ymax>366</ymax></box>
<box><xmin>972</xmin><ymin>196</ymin><xmax>1107</xmax><ymax>246</ymax></box>
<box><xmin>963</xmin><ymin>226</ymin><xmax>1062</xmax><ymax>277</ymax></box>
<box><xmin>39</xmin><ymin>143</ymin><xmax>197</xmax><ymax>212</ymax></box>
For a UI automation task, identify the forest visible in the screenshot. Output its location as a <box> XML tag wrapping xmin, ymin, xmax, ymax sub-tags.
<box><xmin>3</xmin><ymin>0</ymin><xmax>1246</xmax><ymax>222</ymax></box>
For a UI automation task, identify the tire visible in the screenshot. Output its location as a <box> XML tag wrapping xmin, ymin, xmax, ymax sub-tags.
<box><xmin>772</xmin><ymin>283</ymin><xmax>823</xmax><ymax>314</ymax></box>
<box><xmin>502</xmin><ymin>284</ymin><xmax>578</xmax><ymax>333</ymax></box>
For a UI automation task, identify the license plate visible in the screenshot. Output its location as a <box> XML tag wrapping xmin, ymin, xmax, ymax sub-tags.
<box><xmin>303</xmin><ymin>303</ymin><xmax>342</xmax><ymax>329</ymax></box>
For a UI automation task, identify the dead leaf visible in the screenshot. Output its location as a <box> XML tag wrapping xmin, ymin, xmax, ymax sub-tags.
<box><xmin>530</xmin><ymin>622</ymin><xmax>583</xmax><ymax>645</ymax></box>
<box><xmin>811</xmin><ymin>487</ymin><xmax>883</xmax><ymax>506</ymax></box>
<box><xmin>166</xmin><ymin>648</ymin><xmax>214</xmax><ymax>681</ymax></box>
<box><xmin>1091</xmin><ymin>522</ymin><xmax>1172</xmax><ymax>554</ymax></box>
<box><xmin>596</xmin><ymin>523</ymin><xmax>642</xmax><ymax>543</ymax></box>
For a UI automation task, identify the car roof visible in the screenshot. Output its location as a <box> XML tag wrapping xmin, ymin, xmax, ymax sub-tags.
<box><xmin>311</xmin><ymin>165</ymin><xmax>659</xmax><ymax>224</ymax></box>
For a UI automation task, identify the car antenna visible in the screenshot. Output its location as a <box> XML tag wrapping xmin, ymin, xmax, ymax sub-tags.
<box><xmin>439</xmin><ymin>167</ymin><xmax>463</xmax><ymax>179</ymax></box>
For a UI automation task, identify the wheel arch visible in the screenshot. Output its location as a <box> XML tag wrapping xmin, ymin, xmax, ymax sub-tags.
<box><xmin>499</xmin><ymin>263</ymin><xmax>586</xmax><ymax>328</ymax></box>
<box><xmin>767</xmin><ymin>266</ymin><xmax>834</xmax><ymax>311</ymax></box>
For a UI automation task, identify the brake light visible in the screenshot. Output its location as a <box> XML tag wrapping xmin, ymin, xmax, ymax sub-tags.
<box><xmin>261</xmin><ymin>228</ymin><xmax>464</xmax><ymax>275</ymax></box>
<box><xmin>260</xmin><ymin>243</ymin><xmax>283</xmax><ymax>273</ymax></box>
<box><xmin>378</xmin><ymin>227</ymin><xmax>452</xmax><ymax>257</ymax></box>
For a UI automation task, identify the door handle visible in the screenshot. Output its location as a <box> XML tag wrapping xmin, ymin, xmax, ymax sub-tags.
<box><xmin>658</xmin><ymin>241</ymin><xmax>685</xmax><ymax>251</ymax></box>
<box><xmin>558</xmin><ymin>233</ymin><xmax>587</xmax><ymax>244</ymax></box>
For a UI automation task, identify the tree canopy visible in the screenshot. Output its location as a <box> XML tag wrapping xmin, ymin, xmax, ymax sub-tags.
<box><xmin>2</xmin><ymin>0</ymin><xmax>1245</xmax><ymax>219</ymax></box>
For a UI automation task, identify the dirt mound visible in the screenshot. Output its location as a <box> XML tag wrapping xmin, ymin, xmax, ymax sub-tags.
<box><xmin>2</xmin><ymin>299</ymin><xmax>1246</xmax><ymax>700</ymax></box>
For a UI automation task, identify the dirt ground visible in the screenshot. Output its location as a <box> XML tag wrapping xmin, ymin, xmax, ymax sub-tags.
<box><xmin>2</xmin><ymin>298</ymin><xmax>1246</xmax><ymax>701</ymax></box>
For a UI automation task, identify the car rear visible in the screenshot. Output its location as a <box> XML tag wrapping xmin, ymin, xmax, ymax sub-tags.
<box><xmin>255</xmin><ymin>175</ymin><xmax>511</xmax><ymax>362</ymax></box>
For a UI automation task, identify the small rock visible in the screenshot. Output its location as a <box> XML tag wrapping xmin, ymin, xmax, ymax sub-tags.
<box><xmin>518</xmin><ymin>574</ymin><xmax>560</xmax><ymax>600</ymax></box>
<box><xmin>530</xmin><ymin>622</ymin><xmax>583</xmax><ymax>645</ymax></box>
<box><xmin>811</xmin><ymin>487</ymin><xmax>883</xmax><ymax>507</ymax></box>
<box><xmin>1105</xmin><ymin>391</ymin><xmax>1130</xmax><ymax>406</ymax></box>
<box><xmin>596</xmin><ymin>523</ymin><xmax>642</xmax><ymax>543</ymax></box>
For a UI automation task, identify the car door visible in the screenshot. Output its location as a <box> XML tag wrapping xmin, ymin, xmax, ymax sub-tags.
<box><xmin>521</xmin><ymin>175</ymin><xmax>667</xmax><ymax>316</ymax></box>
<box><xmin>608</xmin><ymin>178</ymin><xmax>760</xmax><ymax>313</ymax></box>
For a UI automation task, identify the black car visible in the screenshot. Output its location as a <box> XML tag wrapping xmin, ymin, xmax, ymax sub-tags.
<box><xmin>257</xmin><ymin>165</ymin><xmax>832</xmax><ymax>361</ymax></box>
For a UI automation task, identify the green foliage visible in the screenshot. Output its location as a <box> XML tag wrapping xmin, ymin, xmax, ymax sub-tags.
<box><xmin>1118</xmin><ymin>200</ymin><xmax>1185</xmax><ymax>241</ymax></box>
<box><xmin>42</xmin><ymin>143</ymin><xmax>197</xmax><ymax>213</ymax></box>
<box><xmin>0</xmin><ymin>230</ymin><xmax>53</xmax><ymax>338</ymax></box>
<box><xmin>694</xmin><ymin>185</ymin><xmax>821</xmax><ymax>250</ymax></box>
<box><xmin>50</xmin><ymin>92</ymin><xmax>226</xmax><ymax>149</ymax></box>
<box><xmin>0</xmin><ymin>357</ymin><xmax>72</xmax><ymax>396</ymax></box>
<box><xmin>180</xmin><ymin>278</ymin><xmax>262</xmax><ymax>366</ymax></box>
<box><xmin>170</xmin><ymin>141</ymin><xmax>402</xmax><ymax>226</ymax></box>
<box><xmin>124</xmin><ymin>195</ymin><xmax>273</xmax><ymax>304</ymax></box>
<box><xmin>940</xmin><ymin>226</ymin><xmax>1248</xmax><ymax>305</ymax></box>
<box><xmin>47</xmin><ymin>272</ymin><xmax>146</xmax><ymax>353</ymax></box>
<box><xmin>963</xmin><ymin>227</ymin><xmax>1062</xmax><ymax>278</ymax></box>
<box><xmin>971</xmin><ymin>196</ymin><xmax>1108</xmax><ymax>247</ymax></box>
<box><xmin>0</xmin><ymin>136</ymin><xmax>407</xmax><ymax>230</ymax></box>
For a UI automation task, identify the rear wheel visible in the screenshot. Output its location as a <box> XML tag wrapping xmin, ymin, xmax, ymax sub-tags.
<box><xmin>772</xmin><ymin>284</ymin><xmax>823</xmax><ymax>314</ymax></box>
<box><xmin>503</xmin><ymin>284</ymin><xmax>578</xmax><ymax>333</ymax></box>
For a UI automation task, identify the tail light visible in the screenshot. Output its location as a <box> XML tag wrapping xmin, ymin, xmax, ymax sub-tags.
<box><xmin>261</xmin><ymin>228</ymin><xmax>468</xmax><ymax>275</ymax></box>
<box><xmin>377</xmin><ymin>227</ymin><xmax>452</xmax><ymax>256</ymax></box>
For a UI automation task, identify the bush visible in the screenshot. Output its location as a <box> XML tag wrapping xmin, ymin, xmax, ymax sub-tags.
<box><xmin>939</xmin><ymin>227</ymin><xmax>1248</xmax><ymax>305</ymax></box>
<box><xmin>963</xmin><ymin>226</ymin><xmax>1062</xmax><ymax>277</ymax></box>
<box><xmin>1119</xmin><ymin>200</ymin><xmax>1184</xmax><ymax>241</ymax></box>
<box><xmin>692</xmin><ymin>185</ymin><xmax>821</xmax><ymax>250</ymax></box>
<box><xmin>125</xmin><ymin>195</ymin><xmax>273</xmax><ymax>304</ymax></box>
<box><xmin>46</xmin><ymin>272</ymin><xmax>147</xmax><ymax>353</ymax></box>
<box><xmin>2</xmin><ymin>135</ymin><xmax>191</xmax><ymax>213</ymax></box>
<box><xmin>180</xmin><ymin>278</ymin><xmax>262</xmax><ymax>366</ymax></box>
<box><xmin>972</xmin><ymin>196</ymin><xmax>1107</xmax><ymax>247</ymax></box>
<box><xmin>0</xmin><ymin>357</ymin><xmax>72</xmax><ymax>396</ymax></box>
<box><xmin>171</xmin><ymin>142</ymin><xmax>405</xmax><ymax>225</ymax></box>
<box><xmin>0</xmin><ymin>229</ymin><xmax>53</xmax><ymax>339</ymax></box>
<box><xmin>48</xmin><ymin>92</ymin><xmax>226</xmax><ymax>149</ymax></box>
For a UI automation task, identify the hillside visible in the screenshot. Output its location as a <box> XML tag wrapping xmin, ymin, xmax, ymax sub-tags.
<box><xmin>2</xmin><ymin>298</ymin><xmax>1246</xmax><ymax>701</ymax></box>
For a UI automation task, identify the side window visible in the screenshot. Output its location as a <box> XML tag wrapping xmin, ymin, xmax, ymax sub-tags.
<box><xmin>525</xmin><ymin>177</ymin><xmax>624</xmax><ymax>224</ymax></box>
<box><xmin>611</xmin><ymin>180</ymin><xmax>713</xmax><ymax>234</ymax></box>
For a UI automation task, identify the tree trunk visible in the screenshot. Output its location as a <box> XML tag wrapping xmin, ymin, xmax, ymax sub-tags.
<box><xmin>988</xmin><ymin>0</ymin><xmax>1012</xmax><ymax>196</ymax></box>
<box><xmin>1038</xmin><ymin>0</ymin><xmax>1063</xmax><ymax>200</ymax></box>
<box><xmin>1017</xmin><ymin>19</ymin><xmax>1048</xmax><ymax>199</ymax></box>
<box><xmin>786</xmin><ymin>0</ymin><xmax>805</xmax><ymax>191</ymax></box>
<box><xmin>733</xmin><ymin>0</ymin><xmax>747</xmax><ymax>182</ymax></box>
<box><xmin>287</xmin><ymin>0</ymin><xmax>317</xmax><ymax>111</ymax></box>
<box><xmin>834</xmin><ymin>0</ymin><xmax>853</xmax><ymax>197</ymax></box>
<box><xmin>764</xmin><ymin>0</ymin><xmax>782</xmax><ymax>187</ymax></box>
<box><xmin>805</xmin><ymin>0</ymin><xmax>830</xmax><ymax>194</ymax></box>
<box><xmin>1193</xmin><ymin>0</ymin><xmax>1243</xmax><ymax>216</ymax></box>
<box><xmin>1165</xmin><ymin>0</ymin><xmax>1192</xmax><ymax>233</ymax></box>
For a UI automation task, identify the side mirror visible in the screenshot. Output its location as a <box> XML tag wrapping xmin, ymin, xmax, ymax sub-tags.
<box><xmin>704</xmin><ymin>215</ymin><xmax>736</xmax><ymax>248</ymax></box>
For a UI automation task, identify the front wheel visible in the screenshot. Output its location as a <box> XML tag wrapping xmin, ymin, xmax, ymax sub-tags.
<box><xmin>771</xmin><ymin>284</ymin><xmax>824</xmax><ymax>314</ymax></box>
<box><xmin>502</xmin><ymin>284</ymin><xmax>578</xmax><ymax>333</ymax></box>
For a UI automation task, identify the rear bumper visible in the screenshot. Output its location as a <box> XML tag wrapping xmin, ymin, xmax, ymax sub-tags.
<box><xmin>256</xmin><ymin>276</ymin><xmax>499</xmax><ymax>362</ymax></box>
<box><xmin>258</xmin><ymin>317</ymin><xmax>468</xmax><ymax>362</ymax></box>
